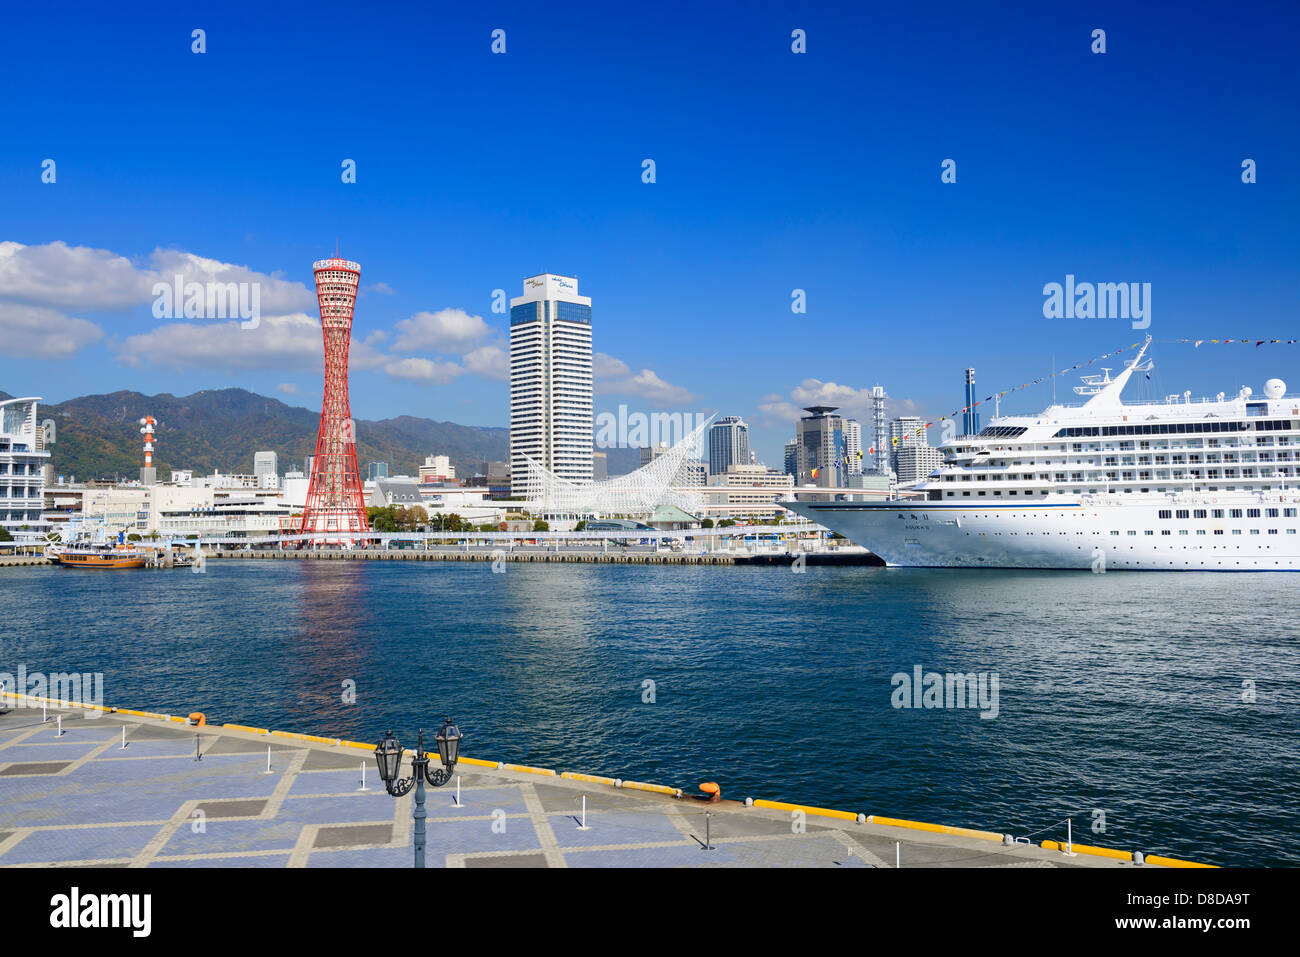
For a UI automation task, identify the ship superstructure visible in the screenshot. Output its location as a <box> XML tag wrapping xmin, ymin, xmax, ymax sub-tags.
<box><xmin>785</xmin><ymin>338</ymin><xmax>1300</xmax><ymax>570</ymax></box>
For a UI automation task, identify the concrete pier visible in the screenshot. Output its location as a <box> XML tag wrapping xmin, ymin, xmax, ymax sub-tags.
<box><xmin>0</xmin><ymin>555</ymin><xmax>50</xmax><ymax>567</ymax></box>
<box><xmin>204</xmin><ymin>547</ymin><xmax>883</xmax><ymax>567</ymax></box>
<box><xmin>0</xmin><ymin>697</ymin><xmax>1203</xmax><ymax>868</ymax></box>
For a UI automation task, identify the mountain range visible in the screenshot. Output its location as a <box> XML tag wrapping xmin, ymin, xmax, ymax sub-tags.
<box><xmin>2</xmin><ymin>389</ymin><xmax>639</xmax><ymax>481</ymax></box>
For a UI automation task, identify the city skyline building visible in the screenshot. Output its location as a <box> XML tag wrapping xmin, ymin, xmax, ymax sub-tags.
<box><xmin>870</xmin><ymin>386</ymin><xmax>889</xmax><ymax>476</ymax></box>
<box><xmin>708</xmin><ymin>415</ymin><xmax>749</xmax><ymax>477</ymax></box>
<box><xmin>964</xmin><ymin>367</ymin><xmax>981</xmax><ymax>437</ymax></box>
<box><xmin>895</xmin><ymin>444</ymin><xmax>944</xmax><ymax>486</ymax></box>
<box><xmin>0</xmin><ymin>396</ymin><xmax>50</xmax><ymax>542</ymax></box>
<box><xmin>844</xmin><ymin>419</ymin><xmax>862</xmax><ymax>475</ymax></box>
<box><xmin>253</xmin><ymin>450</ymin><xmax>278</xmax><ymax>490</ymax></box>
<box><xmin>253</xmin><ymin>451</ymin><xmax>277</xmax><ymax>479</ymax></box>
<box><xmin>889</xmin><ymin>416</ymin><xmax>929</xmax><ymax>474</ymax></box>
<box><xmin>299</xmin><ymin>258</ymin><xmax>369</xmax><ymax>541</ymax></box>
<box><xmin>796</xmin><ymin>406</ymin><xmax>845</xmax><ymax>488</ymax></box>
<box><xmin>509</xmin><ymin>274</ymin><xmax>593</xmax><ymax>495</ymax></box>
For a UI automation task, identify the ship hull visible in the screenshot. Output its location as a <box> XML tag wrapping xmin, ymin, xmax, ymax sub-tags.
<box><xmin>784</xmin><ymin>500</ymin><xmax>1300</xmax><ymax>571</ymax></box>
<box><xmin>54</xmin><ymin>553</ymin><xmax>146</xmax><ymax>569</ymax></box>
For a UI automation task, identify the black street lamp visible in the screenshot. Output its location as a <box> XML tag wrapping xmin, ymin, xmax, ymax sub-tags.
<box><xmin>374</xmin><ymin>718</ymin><xmax>462</xmax><ymax>868</ymax></box>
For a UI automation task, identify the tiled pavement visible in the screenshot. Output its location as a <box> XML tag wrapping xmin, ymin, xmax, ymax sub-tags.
<box><xmin>0</xmin><ymin>704</ymin><xmax>1130</xmax><ymax>868</ymax></box>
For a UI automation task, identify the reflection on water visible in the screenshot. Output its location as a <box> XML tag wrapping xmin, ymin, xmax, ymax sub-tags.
<box><xmin>3</xmin><ymin>561</ymin><xmax>1297</xmax><ymax>865</ymax></box>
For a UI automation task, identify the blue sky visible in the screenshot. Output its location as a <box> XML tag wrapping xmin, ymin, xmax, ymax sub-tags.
<box><xmin>1</xmin><ymin>0</ymin><xmax>1297</xmax><ymax>465</ymax></box>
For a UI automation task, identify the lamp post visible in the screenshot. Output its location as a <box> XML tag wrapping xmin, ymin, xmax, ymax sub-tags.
<box><xmin>374</xmin><ymin>718</ymin><xmax>462</xmax><ymax>868</ymax></box>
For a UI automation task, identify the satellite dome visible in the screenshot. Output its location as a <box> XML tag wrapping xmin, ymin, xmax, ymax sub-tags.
<box><xmin>1265</xmin><ymin>378</ymin><xmax>1286</xmax><ymax>399</ymax></box>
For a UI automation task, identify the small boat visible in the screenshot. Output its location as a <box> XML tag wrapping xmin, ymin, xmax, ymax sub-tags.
<box><xmin>48</xmin><ymin>542</ymin><xmax>147</xmax><ymax>569</ymax></box>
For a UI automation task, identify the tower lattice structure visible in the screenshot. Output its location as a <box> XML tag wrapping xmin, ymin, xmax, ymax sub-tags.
<box><xmin>299</xmin><ymin>258</ymin><xmax>369</xmax><ymax>541</ymax></box>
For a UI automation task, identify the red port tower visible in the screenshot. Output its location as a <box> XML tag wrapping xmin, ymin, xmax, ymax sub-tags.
<box><xmin>299</xmin><ymin>257</ymin><xmax>369</xmax><ymax>543</ymax></box>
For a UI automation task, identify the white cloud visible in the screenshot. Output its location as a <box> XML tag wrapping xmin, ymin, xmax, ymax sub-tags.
<box><xmin>0</xmin><ymin>241</ymin><xmax>316</xmax><ymax>316</ymax></box>
<box><xmin>148</xmin><ymin>249</ymin><xmax>314</xmax><ymax>315</ymax></box>
<box><xmin>392</xmin><ymin>308</ymin><xmax>492</xmax><ymax>354</ymax></box>
<box><xmin>276</xmin><ymin>382</ymin><xmax>299</xmax><ymax>395</ymax></box>
<box><xmin>0</xmin><ymin>302</ymin><xmax>104</xmax><ymax>359</ymax></box>
<box><xmin>789</xmin><ymin>379</ymin><xmax>881</xmax><ymax>418</ymax></box>
<box><xmin>598</xmin><ymin>368</ymin><xmax>699</xmax><ymax>404</ymax></box>
<box><xmin>0</xmin><ymin>240</ymin><xmax>152</xmax><ymax>311</ymax></box>
<box><xmin>462</xmin><ymin>344</ymin><xmax>508</xmax><ymax>381</ymax></box>
<box><xmin>365</xmin><ymin>282</ymin><xmax>396</xmax><ymax>296</ymax></box>
<box><xmin>756</xmin><ymin>393</ymin><xmax>802</xmax><ymax>427</ymax></box>
<box><xmin>383</xmin><ymin>357</ymin><xmax>465</xmax><ymax>384</ymax></box>
<box><xmin>593</xmin><ymin>352</ymin><xmax>630</xmax><ymax>378</ymax></box>
<box><xmin>117</xmin><ymin>312</ymin><xmax>325</xmax><ymax>371</ymax></box>
<box><xmin>755</xmin><ymin>379</ymin><xmax>933</xmax><ymax>429</ymax></box>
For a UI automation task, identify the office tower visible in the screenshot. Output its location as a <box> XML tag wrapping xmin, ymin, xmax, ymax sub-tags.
<box><xmin>300</xmin><ymin>257</ymin><xmax>369</xmax><ymax>540</ymax></box>
<box><xmin>0</xmin><ymin>397</ymin><xmax>50</xmax><ymax>540</ymax></box>
<box><xmin>796</xmin><ymin>406</ymin><xmax>845</xmax><ymax>488</ymax></box>
<box><xmin>640</xmin><ymin>444</ymin><xmax>670</xmax><ymax>467</ymax></box>
<box><xmin>889</xmin><ymin>416</ymin><xmax>929</xmax><ymax>474</ymax></box>
<box><xmin>367</xmin><ymin>461</ymin><xmax>389</xmax><ymax>481</ymax></box>
<box><xmin>871</xmin><ymin>386</ymin><xmax>889</xmax><ymax>475</ymax></box>
<box><xmin>964</xmin><ymin>368</ymin><xmax>980</xmax><ymax>436</ymax></box>
<box><xmin>844</xmin><ymin>419</ymin><xmax>862</xmax><ymax>475</ymax></box>
<box><xmin>708</xmin><ymin>416</ymin><xmax>749</xmax><ymax>477</ymax></box>
<box><xmin>253</xmin><ymin>451</ymin><xmax>277</xmax><ymax>481</ymax></box>
<box><xmin>783</xmin><ymin>439</ymin><xmax>798</xmax><ymax>479</ymax></box>
<box><xmin>895</xmin><ymin>445</ymin><xmax>944</xmax><ymax>486</ymax></box>
<box><xmin>509</xmin><ymin>274</ymin><xmax>593</xmax><ymax>494</ymax></box>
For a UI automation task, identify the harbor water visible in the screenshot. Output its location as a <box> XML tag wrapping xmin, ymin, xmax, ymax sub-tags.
<box><xmin>3</xmin><ymin>561</ymin><xmax>1297</xmax><ymax>866</ymax></box>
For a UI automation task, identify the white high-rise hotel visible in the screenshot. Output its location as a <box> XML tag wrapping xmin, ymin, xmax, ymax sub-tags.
<box><xmin>510</xmin><ymin>274</ymin><xmax>593</xmax><ymax>495</ymax></box>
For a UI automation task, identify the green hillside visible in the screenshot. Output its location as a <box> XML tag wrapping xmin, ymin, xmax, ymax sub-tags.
<box><xmin>16</xmin><ymin>388</ymin><xmax>640</xmax><ymax>481</ymax></box>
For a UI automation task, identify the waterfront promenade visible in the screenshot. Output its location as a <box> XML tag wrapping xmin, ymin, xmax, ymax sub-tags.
<box><xmin>0</xmin><ymin>697</ymin><xmax>1201</xmax><ymax>868</ymax></box>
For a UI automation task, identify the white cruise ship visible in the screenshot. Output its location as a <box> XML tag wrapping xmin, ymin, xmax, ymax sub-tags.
<box><xmin>785</xmin><ymin>337</ymin><xmax>1300</xmax><ymax>570</ymax></box>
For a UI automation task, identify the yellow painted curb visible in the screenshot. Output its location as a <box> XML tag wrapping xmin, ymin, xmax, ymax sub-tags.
<box><xmin>1042</xmin><ymin>840</ymin><xmax>1133</xmax><ymax>861</ymax></box>
<box><xmin>870</xmin><ymin>815</ymin><xmax>1002</xmax><ymax>842</ymax></box>
<box><xmin>457</xmin><ymin>756</ymin><xmax>497</xmax><ymax>768</ymax></box>
<box><xmin>1145</xmin><ymin>854</ymin><xmax>1217</xmax><ymax>869</ymax></box>
<box><xmin>752</xmin><ymin>799</ymin><xmax>858</xmax><ymax>822</ymax></box>
<box><xmin>621</xmin><ymin>780</ymin><xmax>683</xmax><ymax>798</ymax></box>
<box><xmin>561</xmin><ymin>771</ymin><xmax>618</xmax><ymax>786</ymax></box>
<box><xmin>222</xmin><ymin>723</ymin><xmax>269</xmax><ymax>735</ymax></box>
<box><xmin>502</xmin><ymin>763</ymin><xmax>556</xmax><ymax>776</ymax></box>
